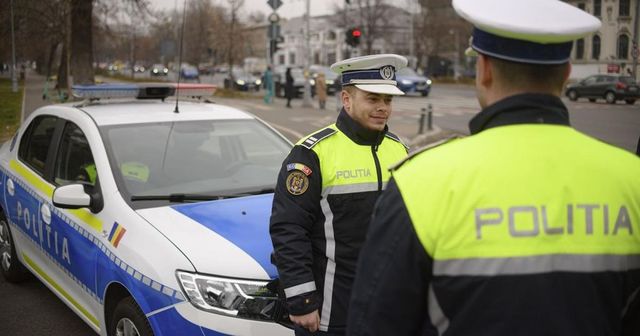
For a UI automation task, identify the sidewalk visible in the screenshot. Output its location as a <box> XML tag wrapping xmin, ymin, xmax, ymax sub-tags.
<box><xmin>21</xmin><ymin>70</ymin><xmax>51</xmax><ymax>122</ymax></box>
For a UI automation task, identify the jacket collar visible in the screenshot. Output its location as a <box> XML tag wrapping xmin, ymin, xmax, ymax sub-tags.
<box><xmin>469</xmin><ymin>93</ymin><xmax>570</xmax><ymax>135</ymax></box>
<box><xmin>336</xmin><ymin>108</ymin><xmax>386</xmax><ymax>146</ymax></box>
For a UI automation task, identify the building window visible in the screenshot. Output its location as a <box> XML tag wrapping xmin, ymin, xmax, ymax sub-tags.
<box><xmin>593</xmin><ymin>0</ymin><xmax>601</xmax><ymax>16</ymax></box>
<box><xmin>617</xmin><ymin>34</ymin><xmax>629</xmax><ymax>59</ymax></box>
<box><xmin>575</xmin><ymin>39</ymin><xmax>585</xmax><ymax>59</ymax></box>
<box><xmin>289</xmin><ymin>52</ymin><xmax>296</xmax><ymax>65</ymax></box>
<box><xmin>327</xmin><ymin>31</ymin><xmax>337</xmax><ymax>40</ymax></box>
<box><xmin>619</xmin><ymin>0</ymin><xmax>630</xmax><ymax>16</ymax></box>
<box><xmin>278</xmin><ymin>54</ymin><xmax>285</xmax><ymax>65</ymax></box>
<box><xmin>592</xmin><ymin>35</ymin><xmax>601</xmax><ymax>59</ymax></box>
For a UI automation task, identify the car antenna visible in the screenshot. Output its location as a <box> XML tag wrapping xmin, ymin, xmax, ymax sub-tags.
<box><xmin>174</xmin><ymin>0</ymin><xmax>188</xmax><ymax>113</ymax></box>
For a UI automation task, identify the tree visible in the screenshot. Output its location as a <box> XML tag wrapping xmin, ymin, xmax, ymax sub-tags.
<box><xmin>227</xmin><ymin>0</ymin><xmax>245</xmax><ymax>75</ymax></box>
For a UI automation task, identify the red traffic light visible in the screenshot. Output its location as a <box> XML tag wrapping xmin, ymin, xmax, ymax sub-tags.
<box><xmin>352</xmin><ymin>29</ymin><xmax>361</xmax><ymax>37</ymax></box>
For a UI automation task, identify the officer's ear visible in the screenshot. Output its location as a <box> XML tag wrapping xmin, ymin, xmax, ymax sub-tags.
<box><xmin>341</xmin><ymin>88</ymin><xmax>353</xmax><ymax>112</ymax></box>
<box><xmin>478</xmin><ymin>54</ymin><xmax>493</xmax><ymax>89</ymax></box>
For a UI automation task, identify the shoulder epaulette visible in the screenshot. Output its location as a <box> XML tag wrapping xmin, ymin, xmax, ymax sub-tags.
<box><xmin>385</xmin><ymin>131</ymin><xmax>409</xmax><ymax>150</ymax></box>
<box><xmin>390</xmin><ymin>135</ymin><xmax>464</xmax><ymax>171</ymax></box>
<box><xmin>299</xmin><ymin>127</ymin><xmax>337</xmax><ymax>149</ymax></box>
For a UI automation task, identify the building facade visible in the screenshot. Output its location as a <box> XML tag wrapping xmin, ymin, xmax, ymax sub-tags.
<box><xmin>566</xmin><ymin>0</ymin><xmax>640</xmax><ymax>79</ymax></box>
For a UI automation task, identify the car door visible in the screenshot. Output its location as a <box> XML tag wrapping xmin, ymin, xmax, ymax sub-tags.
<box><xmin>5</xmin><ymin>115</ymin><xmax>60</xmax><ymax>275</ymax></box>
<box><xmin>593</xmin><ymin>75</ymin><xmax>611</xmax><ymax>97</ymax></box>
<box><xmin>48</xmin><ymin>120</ymin><xmax>102</xmax><ymax>329</ymax></box>
<box><xmin>579</xmin><ymin>75</ymin><xmax>598</xmax><ymax>96</ymax></box>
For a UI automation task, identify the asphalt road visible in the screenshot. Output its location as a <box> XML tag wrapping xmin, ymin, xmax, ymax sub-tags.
<box><xmin>3</xmin><ymin>74</ymin><xmax>638</xmax><ymax>336</ymax></box>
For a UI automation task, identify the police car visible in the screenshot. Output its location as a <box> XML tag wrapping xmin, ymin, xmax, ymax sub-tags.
<box><xmin>0</xmin><ymin>83</ymin><xmax>295</xmax><ymax>336</ymax></box>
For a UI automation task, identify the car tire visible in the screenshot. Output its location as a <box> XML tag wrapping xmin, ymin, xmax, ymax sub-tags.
<box><xmin>605</xmin><ymin>91</ymin><xmax>616</xmax><ymax>104</ymax></box>
<box><xmin>109</xmin><ymin>297</ymin><xmax>154</xmax><ymax>336</ymax></box>
<box><xmin>421</xmin><ymin>91</ymin><xmax>429</xmax><ymax>97</ymax></box>
<box><xmin>567</xmin><ymin>90</ymin><xmax>578</xmax><ymax>101</ymax></box>
<box><xmin>0</xmin><ymin>211</ymin><xmax>30</xmax><ymax>283</ymax></box>
<box><xmin>588</xmin><ymin>98</ymin><xmax>596</xmax><ymax>103</ymax></box>
<box><xmin>625</xmin><ymin>99</ymin><xmax>636</xmax><ymax>105</ymax></box>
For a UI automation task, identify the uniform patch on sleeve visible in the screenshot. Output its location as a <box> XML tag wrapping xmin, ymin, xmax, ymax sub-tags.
<box><xmin>286</xmin><ymin>163</ymin><xmax>312</xmax><ymax>176</ymax></box>
<box><xmin>286</xmin><ymin>171</ymin><xmax>310</xmax><ymax>195</ymax></box>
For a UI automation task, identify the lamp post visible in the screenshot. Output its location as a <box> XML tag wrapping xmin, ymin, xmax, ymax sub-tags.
<box><xmin>449</xmin><ymin>29</ymin><xmax>460</xmax><ymax>81</ymax></box>
<box><xmin>302</xmin><ymin>0</ymin><xmax>312</xmax><ymax>108</ymax></box>
<box><xmin>10</xmin><ymin>0</ymin><xmax>18</xmax><ymax>92</ymax></box>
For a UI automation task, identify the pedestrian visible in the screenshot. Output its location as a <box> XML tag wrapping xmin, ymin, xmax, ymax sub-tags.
<box><xmin>270</xmin><ymin>54</ymin><xmax>410</xmax><ymax>335</ymax></box>
<box><xmin>315</xmin><ymin>72</ymin><xmax>327</xmax><ymax>109</ymax></box>
<box><xmin>264</xmin><ymin>66</ymin><xmax>274</xmax><ymax>104</ymax></box>
<box><xmin>347</xmin><ymin>1</ymin><xmax>640</xmax><ymax>335</ymax></box>
<box><xmin>285</xmin><ymin>67</ymin><xmax>295</xmax><ymax>108</ymax></box>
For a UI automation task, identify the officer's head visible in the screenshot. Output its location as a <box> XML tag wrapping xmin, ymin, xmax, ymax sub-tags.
<box><xmin>330</xmin><ymin>54</ymin><xmax>408</xmax><ymax>131</ymax></box>
<box><xmin>453</xmin><ymin>0</ymin><xmax>601</xmax><ymax>108</ymax></box>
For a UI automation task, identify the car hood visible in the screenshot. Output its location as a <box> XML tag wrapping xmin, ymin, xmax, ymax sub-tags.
<box><xmin>136</xmin><ymin>194</ymin><xmax>277</xmax><ymax>280</ymax></box>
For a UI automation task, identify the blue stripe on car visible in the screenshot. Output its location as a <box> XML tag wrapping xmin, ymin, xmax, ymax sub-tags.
<box><xmin>171</xmin><ymin>194</ymin><xmax>277</xmax><ymax>278</ymax></box>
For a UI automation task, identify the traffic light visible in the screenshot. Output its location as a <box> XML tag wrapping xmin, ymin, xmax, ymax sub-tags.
<box><xmin>345</xmin><ymin>27</ymin><xmax>361</xmax><ymax>47</ymax></box>
<box><xmin>270</xmin><ymin>35</ymin><xmax>284</xmax><ymax>58</ymax></box>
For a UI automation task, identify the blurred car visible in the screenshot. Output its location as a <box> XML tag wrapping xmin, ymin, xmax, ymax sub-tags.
<box><xmin>396</xmin><ymin>67</ymin><xmax>432</xmax><ymax>96</ymax></box>
<box><xmin>150</xmin><ymin>63</ymin><xmax>169</xmax><ymax>76</ymax></box>
<box><xmin>273</xmin><ymin>66</ymin><xmax>306</xmax><ymax>98</ymax></box>
<box><xmin>0</xmin><ymin>83</ymin><xmax>294</xmax><ymax>336</ymax></box>
<box><xmin>565</xmin><ymin>74</ymin><xmax>638</xmax><ymax>104</ymax></box>
<box><xmin>309</xmin><ymin>65</ymin><xmax>340</xmax><ymax>96</ymax></box>
<box><xmin>179</xmin><ymin>64</ymin><xmax>200</xmax><ymax>82</ymax></box>
<box><xmin>224</xmin><ymin>68</ymin><xmax>262</xmax><ymax>91</ymax></box>
<box><xmin>133</xmin><ymin>64</ymin><xmax>146</xmax><ymax>73</ymax></box>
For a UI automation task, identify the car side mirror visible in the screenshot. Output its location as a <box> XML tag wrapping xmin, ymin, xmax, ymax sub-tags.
<box><xmin>53</xmin><ymin>184</ymin><xmax>91</xmax><ymax>209</ymax></box>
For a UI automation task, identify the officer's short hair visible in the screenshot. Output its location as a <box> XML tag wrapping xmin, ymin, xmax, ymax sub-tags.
<box><xmin>490</xmin><ymin>57</ymin><xmax>569</xmax><ymax>92</ymax></box>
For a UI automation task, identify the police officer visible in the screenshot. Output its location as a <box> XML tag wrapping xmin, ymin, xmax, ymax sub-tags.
<box><xmin>347</xmin><ymin>1</ymin><xmax>640</xmax><ymax>335</ymax></box>
<box><xmin>270</xmin><ymin>54</ymin><xmax>409</xmax><ymax>335</ymax></box>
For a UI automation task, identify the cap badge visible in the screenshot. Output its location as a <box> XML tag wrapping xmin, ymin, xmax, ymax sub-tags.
<box><xmin>380</xmin><ymin>66</ymin><xmax>394</xmax><ymax>80</ymax></box>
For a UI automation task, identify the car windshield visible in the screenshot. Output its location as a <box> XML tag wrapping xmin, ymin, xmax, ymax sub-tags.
<box><xmin>396</xmin><ymin>68</ymin><xmax>418</xmax><ymax>76</ymax></box>
<box><xmin>101</xmin><ymin>119</ymin><xmax>291</xmax><ymax>204</ymax></box>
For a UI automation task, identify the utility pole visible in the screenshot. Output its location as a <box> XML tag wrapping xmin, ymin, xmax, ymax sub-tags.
<box><xmin>302</xmin><ymin>0</ymin><xmax>312</xmax><ymax>107</ymax></box>
<box><xmin>10</xmin><ymin>0</ymin><xmax>18</xmax><ymax>92</ymax></box>
<box><xmin>632</xmin><ymin>0</ymin><xmax>639</xmax><ymax>80</ymax></box>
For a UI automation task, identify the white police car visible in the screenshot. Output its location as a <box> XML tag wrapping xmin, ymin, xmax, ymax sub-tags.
<box><xmin>0</xmin><ymin>83</ymin><xmax>294</xmax><ymax>336</ymax></box>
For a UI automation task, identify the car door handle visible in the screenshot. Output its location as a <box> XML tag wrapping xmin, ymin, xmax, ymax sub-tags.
<box><xmin>40</xmin><ymin>203</ymin><xmax>51</xmax><ymax>225</ymax></box>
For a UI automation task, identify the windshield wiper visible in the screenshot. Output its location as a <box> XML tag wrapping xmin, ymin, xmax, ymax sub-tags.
<box><xmin>130</xmin><ymin>188</ymin><xmax>275</xmax><ymax>203</ymax></box>
<box><xmin>131</xmin><ymin>194</ymin><xmax>238</xmax><ymax>202</ymax></box>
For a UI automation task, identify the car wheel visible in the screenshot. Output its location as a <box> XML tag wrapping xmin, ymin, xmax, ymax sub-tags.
<box><xmin>567</xmin><ymin>90</ymin><xmax>578</xmax><ymax>101</ymax></box>
<box><xmin>421</xmin><ymin>91</ymin><xmax>429</xmax><ymax>97</ymax></box>
<box><xmin>605</xmin><ymin>91</ymin><xmax>616</xmax><ymax>104</ymax></box>
<box><xmin>0</xmin><ymin>211</ymin><xmax>30</xmax><ymax>283</ymax></box>
<box><xmin>109</xmin><ymin>297</ymin><xmax>154</xmax><ymax>336</ymax></box>
<box><xmin>625</xmin><ymin>99</ymin><xmax>636</xmax><ymax>105</ymax></box>
<box><xmin>588</xmin><ymin>98</ymin><xmax>596</xmax><ymax>103</ymax></box>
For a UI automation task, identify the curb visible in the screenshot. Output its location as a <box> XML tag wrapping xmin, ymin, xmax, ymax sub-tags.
<box><xmin>408</xmin><ymin>126</ymin><xmax>467</xmax><ymax>152</ymax></box>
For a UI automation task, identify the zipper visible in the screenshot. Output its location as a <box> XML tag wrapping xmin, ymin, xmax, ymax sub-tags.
<box><xmin>371</xmin><ymin>145</ymin><xmax>382</xmax><ymax>191</ymax></box>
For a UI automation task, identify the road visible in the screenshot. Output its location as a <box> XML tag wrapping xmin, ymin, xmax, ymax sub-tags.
<box><xmin>2</xmin><ymin>75</ymin><xmax>638</xmax><ymax>336</ymax></box>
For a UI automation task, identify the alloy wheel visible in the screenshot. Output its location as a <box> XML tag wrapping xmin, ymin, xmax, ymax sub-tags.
<box><xmin>115</xmin><ymin>318</ymin><xmax>141</xmax><ymax>336</ymax></box>
<box><xmin>0</xmin><ymin>219</ymin><xmax>12</xmax><ymax>271</ymax></box>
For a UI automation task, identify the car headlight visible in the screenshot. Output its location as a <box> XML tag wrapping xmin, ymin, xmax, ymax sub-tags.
<box><xmin>426</xmin><ymin>79</ymin><xmax>432</xmax><ymax>85</ymax></box>
<box><xmin>326</xmin><ymin>79</ymin><xmax>334</xmax><ymax>85</ymax></box>
<box><xmin>236</xmin><ymin>80</ymin><xmax>246</xmax><ymax>85</ymax></box>
<box><xmin>176</xmin><ymin>271</ymin><xmax>288</xmax><ymax>323</ymax></box>
<box><xmin>255</xmin><ymin>79</ymin><xmax>262</xmax><ymax>86</ymax></box>
<box><xmin>310</xmin><ymin>79</ymin><xmax>316</xmax><ymax>85</ymax></box>
<box><xmin>153</xmin><ymin>69</ymin><xmax>158</xmax><ymax>73</ymax></box>
<box><xmin>163</xmin><ymin>68</ymin><xmax>169</xmax><ymax>73</ymax></box>
<box><xmin>401</xmin><ymin>79</ymin><xmax>413</xmax><ymax>85</ymax></box>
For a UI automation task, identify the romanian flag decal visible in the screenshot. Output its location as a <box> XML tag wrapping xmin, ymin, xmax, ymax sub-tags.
<box><xmin>108</xmin><ymin>222</ymin><xmax>127</xmax><ymax>248</ymax></box>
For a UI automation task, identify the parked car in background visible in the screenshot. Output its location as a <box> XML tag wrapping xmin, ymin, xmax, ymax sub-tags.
<box><xmin>273</xmin><ymin>67</ymin><xmax>306</xmax><ymax>98</ymax></box>
<box><xmin>179</xmin><ymin>64</ymin><xmax>200</xmax><ymax>82</ymax></box>
<box><xmin>396</xmin><ymin>67</ymin><xmax>432</xmax><ymax>96</ymax></box>
<box><xmin>565</xmin><ymin>74</ymin><xmax>638</xmax><ymax>104</ymax></box>
<box><xmin>150</xmin><ymin>64</ymin><xmax>169</xmax><ymax>76</ymax></box>
<box><xmin>224</xmin><ymin>68</ymin><xmax>262</xmax><ymax>91</ymax></box>
<box><xmin>309</xmin><ymin>65</ymin><xmax>340</xmax><ymax>96</ymax></box>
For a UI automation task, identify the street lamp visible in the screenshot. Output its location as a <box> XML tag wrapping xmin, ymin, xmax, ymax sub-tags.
<box><xmin>449</xmin><ymin>29</ymin><xmax>460</xmax><ymax>81</ymax></box>
<box><xmin>10</xmin><ymin>0</ymin><xmax>18</xmax><ymax>92</ymax></box>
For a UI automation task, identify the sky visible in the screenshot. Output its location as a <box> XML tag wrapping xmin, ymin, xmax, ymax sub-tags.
<box><xmin>149</xmin><ymin>0</ymin><xmax>339</xmax><ymax>19</ymax></box>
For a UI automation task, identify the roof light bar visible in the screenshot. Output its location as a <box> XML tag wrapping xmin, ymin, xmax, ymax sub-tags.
<box><xmin>71</xmin><ymin>83</ymin><xmax>216</xmax><ymax>100</ymax></box>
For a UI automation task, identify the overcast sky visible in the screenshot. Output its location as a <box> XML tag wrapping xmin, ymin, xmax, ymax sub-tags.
<box><xmin>148</xmin><ymin>0</ymin><xmax>339</xmax><ymax>19</ymax></box>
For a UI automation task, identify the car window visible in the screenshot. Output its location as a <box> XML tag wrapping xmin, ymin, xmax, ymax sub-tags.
<box><xmin>397</xmin><ymin>68</ymin><xmax>418</xmax><ymax>76</ymax></box>
<box><xmin>102</xmin><ymin>119</ymin><xmax>291</xmax><ymax>202</ymax></box>
<box><xmin>18</xmin><ymin>115</ymin><xmax>58</xmax><ymax>176</ymax></box>
<box><xmin>596</xmin><ymin>76</ymin><xmax>608</xmax><ymax>83</ymax></box>
<box><xmin>54</xmin><ymin>122</ymin><xmax>97</xmax><ymax>186</ymax></box>
<box><xmin>583</xmin><ymin>76</ymin><xmax>597</xmax><ymax>85</ymax></box>
<box><xmin>620</xmin><ymin>76</ymin><xmax>636</xmax><ymax>84</ymax></box>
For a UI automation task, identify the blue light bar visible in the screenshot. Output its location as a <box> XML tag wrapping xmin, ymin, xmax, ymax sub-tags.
<box><xmin>72</xmin><ymin>83</ymin><xmax>140</xmax><ymax>99</ymax></box>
